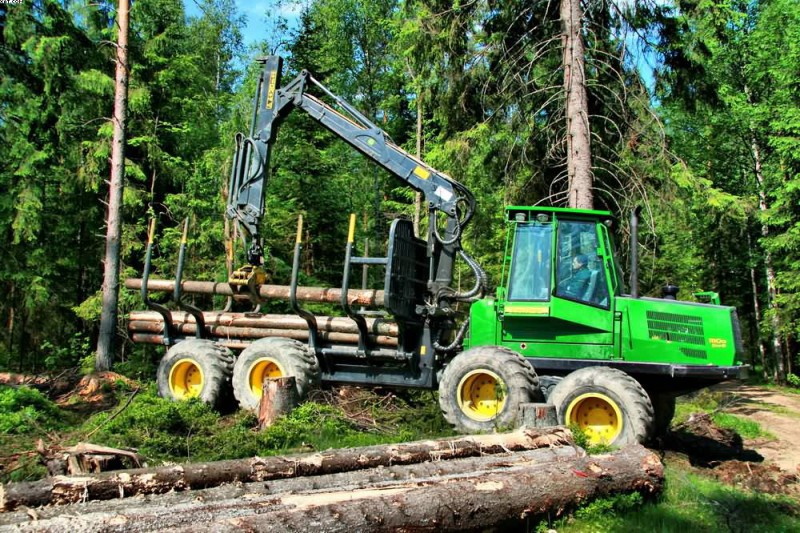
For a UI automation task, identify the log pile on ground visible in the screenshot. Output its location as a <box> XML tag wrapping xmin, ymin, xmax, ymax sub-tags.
<box><xmin>127</xmin><ymin>310</ymin><xmax>398</xmax><ymax>349</ymax></box>
<box><xmin>0</xmin><ymin>427</ymin><xmax>664</xmax><ymax>531</ymax></box>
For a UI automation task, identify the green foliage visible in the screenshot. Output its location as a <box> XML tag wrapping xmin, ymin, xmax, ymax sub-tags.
<box><xmin>258</xmin><ymin>403</ymin><xmax>358</xmax><ymax>450</ymax></box>
<box><xmin>711</xmin><ymin>412</ymin><xmax>773</xmax><ymax>440</ymax></box>
<box><xmin>0</xmin><ymin>386</ymin><xmax>64</xmax><ymax>434</ymax></box>
<box><xmin>547</xmin><ymin>466</ymin><xmax>800</xmax><ymax>533</ymax></box>
<box><xmin>568</xmin><ymin>423</ymin><xmax>615</xmax><ymax>455</ymax></box>
<box><xmin>85</xmin><ymin>384</ymin><xmax>229</xmax><ymax>461</ymax></box>
<box><xmin>40</xmin><ymin>334</ymin><xmax>93</xmax><ymax>371</ymax></box>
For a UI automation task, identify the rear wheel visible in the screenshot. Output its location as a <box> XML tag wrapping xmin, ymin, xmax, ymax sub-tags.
<box><xmin>232</xmin><ymin>338</ymin><xmax>320</xmax><ymax>411</ymax></box>
<box><xmin>157</xmin><ymin>339</ymin><xmax>234</xmax><ymax>407</ymax></box>
<box><xmin>438</xmin><ymin>346</ymin><xmax>538</xmax><ymax>433</ymax></box>
<box><xmin>549</xmin><ymin>367</ymin><xmax>654</xmax><ymax>446</ymax></box>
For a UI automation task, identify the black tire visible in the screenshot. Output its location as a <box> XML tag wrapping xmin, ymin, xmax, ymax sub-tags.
<box><xmin>549</xmin><ymin>367</ymin><xmax>654</xmax><ymax>446</ymax></box>
<box><xmin>438</xmin><ymin>346</ymin><xmax>538</xmax><ymax>433</ymax></box>
<box><xmin>232</xmin><ymin>337</ymin><xmax>321</xmax><ymax>411</ymax></box>
<box><xmin>538</xmin><ymin>375</ymin><xmax>563</xmax><ymax>402</ymax></box>
<box><xmin>157</xmin><ymin>339</ymin><xmax>234</xmax><ymax>408</ymax></box>
<box><xmin>649</xmin><ymin>391</ymin><xmax>677</xmax><ymax>437</ymax></box>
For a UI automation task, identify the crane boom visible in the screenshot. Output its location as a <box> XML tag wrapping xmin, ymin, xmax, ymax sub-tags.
<box><xmin>226</xmin><ymin>56</ymin><xmax>483</xmax><ymax>318</ymax></box>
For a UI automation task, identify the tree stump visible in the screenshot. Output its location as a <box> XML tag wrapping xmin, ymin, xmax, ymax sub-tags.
<box><xmin>520</xmin><ymin>402</ymin><xmax>558</xmax><ymax>428</ymax></box>
<box><xmin>258</xmin><ymin>376</ymin><xmax>298</xmax><ymax>429</ymax></box>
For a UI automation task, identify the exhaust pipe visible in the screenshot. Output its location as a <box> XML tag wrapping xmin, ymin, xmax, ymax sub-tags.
<box><xmin>630</xmin><ymin>207</ymin><xmax>641</xmax><ymax>298</ymax></box>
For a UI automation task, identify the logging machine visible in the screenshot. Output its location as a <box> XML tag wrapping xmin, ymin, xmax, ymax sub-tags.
<box><xmin>129</xmin><ymin>56</ymin><xmax>747</xmax><ymax>446</ymax></box>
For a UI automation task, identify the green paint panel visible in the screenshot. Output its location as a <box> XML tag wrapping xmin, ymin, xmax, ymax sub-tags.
<box><xmin>616</xmin><ymin>297</ymin><xmax>742</xmax><ymax>366</ymax></box>
<box><xmin>465</xmin><ymin>298</ymin><xmax>499</xmax><ymax>348</ymax></box>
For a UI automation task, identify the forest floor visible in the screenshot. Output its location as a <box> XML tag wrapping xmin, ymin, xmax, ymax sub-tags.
<box><xmin>2</xmin><ymin>373</ymin><xmax>800</xmax><ymax>531</ymax></box>
<box><xmin>710</xmin><ymin>382</ymin><xmax>800</xmax><ymax>471</ymax></box>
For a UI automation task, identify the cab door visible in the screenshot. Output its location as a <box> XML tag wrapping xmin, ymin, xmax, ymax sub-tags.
<box><xmin>501</xmin><ymin>218</ymin><xmax>615</xmax><ymax>360</ymax></box>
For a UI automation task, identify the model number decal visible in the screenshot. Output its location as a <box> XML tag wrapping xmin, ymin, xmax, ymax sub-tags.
<box><xmin>266</xmin><ymin>71</ymin><xmax>278</xmax><ymax>109</ymax></box>
<box><xmin>709</xmin><ymin>338</ymin><xmax>728</xmax><ymax>348</ymax></box>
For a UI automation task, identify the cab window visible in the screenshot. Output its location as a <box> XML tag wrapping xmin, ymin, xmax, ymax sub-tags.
<box><xmin>508</xmin><ymin>224</ymin><xmax>552</xmax><ymax>301</ymax></box>
<box><xmin>555</xmin><ymin>221</ymin><xmax>609</xmax><ymax>307</ymax></box>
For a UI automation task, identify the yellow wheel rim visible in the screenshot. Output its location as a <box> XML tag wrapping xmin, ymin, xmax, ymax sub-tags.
<box><xmin>169</xmin><ymin>359</ymin><xmax>204</xmax><ymax>400</ymax></box>
<box><xmin>248</xmin><ymin>357</ymin><xmax>285</xmax><ymax>397</ymax></box>
<box><xmin>457</xmin><ymin>369</ymin><xmax>507</xmax><ymax>421</ymax></box>
<box><xmin>565</xmin><ymin>392</ymin><xmax>623</xmax><ymax>444</ymax></box>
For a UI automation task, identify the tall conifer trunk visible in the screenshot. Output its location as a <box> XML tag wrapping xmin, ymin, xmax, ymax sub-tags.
<box><xmin>96</xmin><ymin>0</ymin><xmax>129</xmax><ymax>371</ymax></box>
<box><xmin>561</xmin><ymin>0</ymin><xmax>593</xmax><ymax>209</ymax></box>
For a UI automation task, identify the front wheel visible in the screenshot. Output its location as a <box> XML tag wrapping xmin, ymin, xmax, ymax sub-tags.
<box><xmin>438</xmin><ymin>346</ymin><xmax>538</xmax><ymax>433</ymax></box>
<box><xmin>156</xmin><ymin>339</ymin><xmax>234</xmax><ymax>407</ymax></box>
<box><xmin>549</xmin><ymin>367</ymin><xmax>654</xmax><ymax>446</ymax></box>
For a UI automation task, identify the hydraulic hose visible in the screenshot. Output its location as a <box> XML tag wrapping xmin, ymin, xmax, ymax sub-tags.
<box><xmin>433</xmin><ymin>318</ymin><xmax>470</xmax><ymax>353</ymax></box>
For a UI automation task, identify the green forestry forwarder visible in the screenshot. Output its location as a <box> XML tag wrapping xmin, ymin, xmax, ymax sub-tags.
<box><xmin>128</xmin><ymin>56</ymin><xmax>747</xmax><ymax>446</ymax></box>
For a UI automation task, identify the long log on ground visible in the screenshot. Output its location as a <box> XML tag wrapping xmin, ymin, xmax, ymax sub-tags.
<box><xmin>0</xmin><ymin>446</ymin><xmax>585</xmax><ymax>526</ymax></box>
<box><xmin>0</xmin><ymin>426</ymin><xmax>572</xmax><ymax>511</ymax></box>
<box><xmin>129</xmin><ymin>311</ymin><xmax>399</xmax><ymax>336</ymax></box>
<box><xmin>2</xmin><ymin>445</ymin><xmax>663</xmax><ymax>532</ymax></box>
<box><xmin>127</xmin><ymin>323</ymin><xmax>399</xmax><ymax>347</ymax></box>
<box><xmin>124</xmin><ymin>278</ymin><xmax>385</xmax><ymax>306</ymax></box>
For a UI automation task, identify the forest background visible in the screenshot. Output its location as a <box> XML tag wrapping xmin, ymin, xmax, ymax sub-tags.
<box><xmin>1</xmin><ymin>0</ymin><xmax>798</xmax><ymax>383</ymax></box>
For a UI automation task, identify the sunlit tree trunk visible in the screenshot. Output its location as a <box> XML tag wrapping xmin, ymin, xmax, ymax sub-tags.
<box><xmin>561</xmin><ymin>0</ymin><xmax>593</xmax><ymax>209</ymax></box>
<box><xmin>751</xmin><ymin>133</ymin><xmax>786</xmax><ymax>382</ymax></box>
<box><xmin>96</xmin><ymin>0</ymin><xmax>129</xmax><ymax>371</ymax></box>
<box><xmin>748</xmin><ymin>233</ymin><xmax>769</xmax><ymax>378</ymax></box>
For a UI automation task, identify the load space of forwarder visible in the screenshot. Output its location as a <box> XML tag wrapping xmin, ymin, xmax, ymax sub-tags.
<box><xmin>127</xmin><ymin>55</ymin><xmax>747</xmax><ymax>448</ymax></box>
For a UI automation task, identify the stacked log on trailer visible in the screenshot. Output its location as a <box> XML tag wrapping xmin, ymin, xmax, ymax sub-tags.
<box><xmin>0</xmin><ymin>427</ymin><xmax>664</xmax><ymax>531</ymax></box>
<box><xmin>125</xmin><ymin>278</ymin><xmax>394</xmax><ymax>349</ymax></box>
<box><xmin>128</xmin><ymin>310</ymin><xmax>399</xmax><ymax>349</ymax></box>
<box><xmin>124</xmin><ymin>278</ymin><xmax>385</xmax><ymax>306</ymax></box>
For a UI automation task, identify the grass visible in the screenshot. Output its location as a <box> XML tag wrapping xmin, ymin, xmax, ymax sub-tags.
<box><xmin>712</xmin><ymin>412</ymin><xmax>774</xmax><ymax>439</ymax></box>
<box><xmin>1</xmin><ymin>382</ymin><xmax>454</xmax><ymax>482</ymax></box>
<box><xmin>539</xmin><ymin>464</ymin><xmax>800</xmax><ymax>533</ymax></box>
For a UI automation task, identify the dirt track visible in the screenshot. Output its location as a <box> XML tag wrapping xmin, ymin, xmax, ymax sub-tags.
<box><xmin>711</xmin><ymin>383</ymin><xmax>800</xmax><ymax>473</ymax></box>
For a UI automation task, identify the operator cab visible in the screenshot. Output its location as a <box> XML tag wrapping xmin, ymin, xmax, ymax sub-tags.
<box><xmin>504</xmin><ymin>207</ymin><xmax>621</xmax><ymax>309</ymax></box>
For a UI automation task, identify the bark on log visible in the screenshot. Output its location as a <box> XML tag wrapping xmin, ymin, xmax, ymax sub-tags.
<box><xmin>130</xmin><ymin>333</ymin><xmax>252</xmax><ymax>350</ymax></box>
<box><xmin>0</xmin><ymin>447</ymin><xmax>583</xmax><ymax>526</ymax></box>
<box><xmin>129</xmin><ymin>311</ymin><xmax>399</xmax><ymax>336</ymax></box>
<box><xmin>0</xmin><ymin>426</ymin><xmax>572</xmax><ymax>511</ymax></box>
<box><xmin>258</xmin><ymin>377</ymin><xmax>298</xmax><ymax>429</ymax></box>
<box><xmin>124</xmin><ymin>278</ymin><xmax>385</xmax><ymax>306</ymax></box>
<box><xmin>127</xmin><ymin>324</ymin><xmax>398</xmax><ymax>347</ymax></box>
<box><xmin>0</xmin><ymin>445</ymin><xmax>663</xmax><ymax>532</ymax></box>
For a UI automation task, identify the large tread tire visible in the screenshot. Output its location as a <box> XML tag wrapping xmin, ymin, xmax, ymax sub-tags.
<box><xmin>157</xmin><ymin>339</ymin><xmax>234</xmax><ymax>408</ymax></box>
<box><xmin>649</xmin><ymin>391</ymin><xmax>677</xmax><ymax>437</ymax></box>
<box><xmin>438</xmin><ymin>346</ymin><xmax>538</xmax><ymax>434</ymax></box>
<box><xmin>232</xmin><ymin>337</ymin><xmax>321</xmax><ymax>412</ymax></box>
<box><xmin>549</xmin><ymin>367</ymin><xmax>654</xmax><ymax>446</ymax></box>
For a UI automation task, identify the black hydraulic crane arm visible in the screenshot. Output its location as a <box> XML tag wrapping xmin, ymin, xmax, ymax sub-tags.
<box><xmin>226</xmin><ymin>56</ymin><xmax>484</xmax><ymax>315</ymax></box>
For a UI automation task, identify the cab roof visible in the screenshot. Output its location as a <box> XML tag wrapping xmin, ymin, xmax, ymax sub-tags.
<box><xmin>505</xmin><ymin>205</ymin><xmax>615</xmax><ymax>223</ymax></box>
